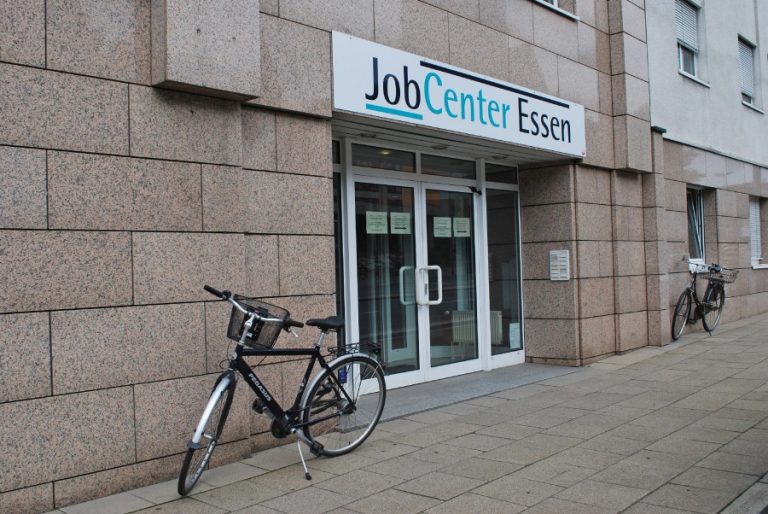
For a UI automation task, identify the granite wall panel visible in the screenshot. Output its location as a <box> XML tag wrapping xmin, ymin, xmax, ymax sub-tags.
<box><xmin>129</xmin><ymin>85</ymin><xmax>242</xmax><ymax>165</ymax></box>
<box><xmin>47</xmin><ymin>0</ymin><xmax>151</xmax><ymax>83</ymax></box>
<box><xmin>255</xmin><ymin>15</ymin><xmax>331</xmax><ymax>116</ymax></box>
<box><xmin>0</xmin><ymin>64</ymin><xmax>129</xmax><ymax>154</ymax></box>
<box><xmin>0</xmin><ymin>145</ymin><xmax>47</xmax><ymax>229</ymax></box>
<box><xmin>51</xmin><ymin>304</ymin><xmax>206</xmax><ymax>394</ymax></box>
<box><xmin>0</xmin><ymin>387</ymin><xmax>135</xmax><ymax>492</ymax></box>
<box><xmin>202</xmin><ymin>167</ymin><xmax>334</xmax><ymax>235</ymax></box>
<box><xmin>132</xmin><ymin>232</ymin><xmax>246</xmax><ymax>305</ymax></box>
<box><xmin>0</xmin><ymin>312</ymin><xmax>50</xmax><ymax>403</ymax></box>
<box><xmin>374</xmin><ymin>0</ymin><xmax>450</xmax><ymax>62</ymax></box>
<box><xmin>0</xmin><ymin>0</ymin><xmax>45</xmax><ymax>67</ymax></box>
<box><xmin>0</xmin><ymin>231</ymin><xmax>132</xmax><ymax>312</ymax></box>
<box><xmin>48</xmin><ymin>152</ymin><xmax>202</xmax><ymax>231</ymax></box>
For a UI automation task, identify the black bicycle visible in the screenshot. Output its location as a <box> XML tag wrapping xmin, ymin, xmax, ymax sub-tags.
<box><xmin>177</xmin><ymin>285</ymin><xmax>386</xmax><ymax>496</ymax></box>
<box><xmin>671</xmin><ymin>259</ymin><xmax>738</xmax><ymax>340</ymax></box>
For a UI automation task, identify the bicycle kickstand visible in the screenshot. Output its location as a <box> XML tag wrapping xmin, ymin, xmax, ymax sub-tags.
<box><xmin>292</xmin><ymin>429</ymin><xmax>314</xmax><ymax>480</ymax></box>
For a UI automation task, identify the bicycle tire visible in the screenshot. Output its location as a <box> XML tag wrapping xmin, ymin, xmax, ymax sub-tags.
<box><xmin>301</xmin><ymin>354</ymin><xmax>386</xmax><ymax>457</ymax></box>
<box><xmin>178</xmin><ymin>376</ymin><xmax>235</xmax><ymax>496</ymax></box>
<box><xmin>702</xmin><ymin>283</ymin><xmax>725</xmax><ymax>332</ymax></box>
<box><xmin>671</xmin><ymin>290</ymin><xmax>691</xmax><ymax>340</ymax></box>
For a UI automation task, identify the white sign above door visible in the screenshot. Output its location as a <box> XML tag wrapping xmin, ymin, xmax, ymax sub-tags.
<box><xmin>332</xmin><ymin>32</ymin><xmax>586</xmax><ymax>158</ymax></box>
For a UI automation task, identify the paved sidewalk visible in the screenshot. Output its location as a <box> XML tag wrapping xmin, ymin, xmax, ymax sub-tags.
<box><xmin>55</xmin><ymin>314</ymin><xmax>768</xmax><ymax>514</ymax></box>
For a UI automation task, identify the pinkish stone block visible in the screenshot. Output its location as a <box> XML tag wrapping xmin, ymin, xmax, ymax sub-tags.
<box><xmin>576</xmin><ymin>203</ymin><xmax>613</xmax><ymax>241</ymax></box>
<box><xmin>132</xmin><ymin>232</ymin><xmax>246</xmax><ymax>305</ymax></box>
<box><xmin>575</xmin><ymin>166</ymin><xmax>612</xmax><ymax>205</ymax></box>
<box><xmin>280</xmin><ymin>0</ymin><xmax>374</xmax><ymax>39</ymax></box>
<box><xmin>613</xmin><ymin>206</ymin><xmax>645</xmax><ymax>241</ymax></box>
<box><xmin>614</xmin><ymin>241</ymin><xmax>646</xmax><ymax>276</ymax></box>
<box><xmin>582</xmin><ymin>110</ymin><xmax>615</xmax><ymax>170</ymax></box>
<box><xmin>0</xmin><ymin>387</ymin><xmax>135</xmax><ymax>491</ymax></box>
<box><xmin>617</xmin><ymin>311</ymin><xmax>648</xmax><ymax>351</ymax></box>
<box><xmin>579</xmin><ymin>278</ymin><xmax>615</xmax><ymax>317</ymax></box>
<box><xmin>48</xmin><ymin>152</ymin><xmax>202</xmax><ymax>231</ymax></box>
<box><xmin>576</xmin><ymin>241</ymin><xmax>614</xmax><ymax>278</ymax></box>
<box><xmin>129</xmin><ymin>85</ymin><xmax>242</xmax><ymax>165</ymax></box>
<box><xmin>578</xmin><ymin>23</ymin><xmax>611</xmax><ymax>74</ymax></box>
<box><xmin>47</xmin><ymin>0</ymin><xmax>151</xmax><ymax>83</ymax></box>
<box><xmin>519</xmin><ymin>165</ymin><xmax>574</xmax><ymax>206</ymax></box>
<box><xmin>0</xmin><ymin>231</ymin><xmax>132</xmax><ymax>312</ymax></box>
<box><xmin>134</xmin><ymin>374</ymin><xmax>249</xmax><ymax>461</ymax></box>
<box><xmin>508</xmin><ymin>37</ymin><xmax>559</xmax><ymax>97</ymax></box>
<box><xmin>279</xmin><ymin>236</ymin><xmax>336</xmax><ymax>296</ymax></box>
<box><xmin>245</xmin><ymin>235</ymin><xmax>280</xmax><ymax>298</ymax></box>
<box><xmin>51</xmin><ymin>304</ymin><xmax>206</xmax><ymax>394</ymax></box>
<box><xmin>558</xmin><ymin>57</ymin><xmax>600</xmax><ymax>111</ymax></box>
<box><xmin>0</xmin><ymin>483</ymin><xmax>52</xmax><ymax>513</ymax></box>
<box><xmin>242</xmin><ymin>108</ymin><xmax>277</xmax><ymax>171</ymax></box>
<box><xmin>0</xmin><ymin>0</ymin><xmax>45</xmax><ymax>66</ymax></box>
<box><xmin>0</xmin><ymin>145</ymin><xmax>46</xmax><ymax>229</ymax></box>
<box><xmin>276</xmin><ymin>113</ymin><xmax>332</xmax><ymax>177</ymax></box>
<box><xmin>253</xmin><ymin>15</ymin><xmax>331</xmax><ymax>116</ymax></box>
<box><xmin>202</xmin><ymin>167</ymin><xmax>334</xmax><ymax>235</ymax></box>
<box><xmin>532</xmin><ymin>4</ymin><xmax>578</xmax><ymax>60</ymax></box>
<box><xmin>151</xmin><ymin>0</ymin><xmax>260</xmax><ymax>99</ymax></box>
<box><xmin>615</xmin><ymin>275</ymin><xmax>648</xmax><ymax>313</ymax></box>
<box><xmin>479</xmin><ymin>0</ymin><xmax>533</xmax><ymax>42</ymax></box>
<box><xmin>580</xmin><ymin>314</ymin><xmax>616</xmax><ymax>358</ymax></box>
<box><xmin>448</xmin><ymin>14</ymin><xmax>509</xmax><ymax>78</ymax></box>
<box><xmin>0</xmin><ymin>64</ymin><xmax>129</xmax><ymax>154</ymax></box>
<box><xmin>521</xmin><ymin>204</ymin><xmax>576</xmax><ymax>243</ymax></box>
<box><xmin>523</xmin><ymin>279</ymin><xmax>577</xmax><ymax>319</ymax></box>
<box><xmin>54</xmin><ymin>453</ymin><xmax>181</xmax><ymax>508</ymax></box>
<box><xmin>524</xmin><ymin>318</ymin><xmax>580</xmax><ymax>360</ymax></box>
<box><xmin>522</xmin><ymin>241</ymin><xmax>577</xmax><ymax>280</ymax></box>
<box><xmin>374</xmin><ymin>0</ymin><xmax>450</xmax><ymax>62</ymax></box>
<box><xmin>0</xmin><ymin>312</ymin><xmax>50</xmax><ymax>403</ymax></box>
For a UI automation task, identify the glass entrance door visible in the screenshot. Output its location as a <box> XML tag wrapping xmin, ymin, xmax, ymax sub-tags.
<box><xmin>351</xmin><ymin>178</ymin><xmax>481</xmax><ymax>387</ymax></box>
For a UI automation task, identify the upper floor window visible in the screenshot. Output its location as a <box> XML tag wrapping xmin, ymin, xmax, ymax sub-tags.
<box><xmin>687</xmin><ymin>188</ymin><xmax>705</xmax><ymax>261</ymax></box>
<box><xmin>739</xmin><ymin>38</ymin><xmax>756</xmax><ymax>105</ymax></box>
<box><xmin>676</xmin><ymin>0</ymin><xmax>700</xmax><ymax>76</ymax></box>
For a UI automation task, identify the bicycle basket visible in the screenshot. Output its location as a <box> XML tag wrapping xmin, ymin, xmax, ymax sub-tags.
<box><xmin>226</xmin><ymin>296</ymin><xmax>289</xmax><ymax>348</ymax></box>
<box><xmin>706</xmin><ymin>268</ymin><xmax>739</xmax><ymax>284</ymax></box>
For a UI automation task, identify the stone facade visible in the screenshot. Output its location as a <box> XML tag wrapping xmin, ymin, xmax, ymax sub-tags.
<box><xmin>0</xmin><ymin>0</ymin><xmax>766</xmax><ymax>511</ymax></box>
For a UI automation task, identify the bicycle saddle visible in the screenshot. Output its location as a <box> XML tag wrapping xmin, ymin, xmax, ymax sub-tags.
<box><xmin>306</xmin><ymin>316</ymin><xmax>345</xmax><ymax>332</ymax></box>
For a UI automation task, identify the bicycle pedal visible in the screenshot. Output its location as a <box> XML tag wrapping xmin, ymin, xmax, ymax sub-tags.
<box><xmin>252</xmin><ymin>399</ymin><xmax>264</xmax><ymax>414</ymax></box>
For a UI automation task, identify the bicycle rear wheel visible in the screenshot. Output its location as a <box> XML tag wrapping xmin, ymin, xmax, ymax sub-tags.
<box><xmin>702</xmin><ymin>283</ymin><xmax>725</xmax><ymax>332</ymax></box>
<box><xmin>301</xmin><ymin>355</ymin><xmax>386</xmax><ymax>457</ymax></box>
<box><xmin>671</xmin><ymin>290</ymin><xmax>691</xmax><ymax>340</ymax></box>
<box><xmin>178</xmin><ymin>376</ymin><xmax>235</xmax><ymax>496</ymax></box>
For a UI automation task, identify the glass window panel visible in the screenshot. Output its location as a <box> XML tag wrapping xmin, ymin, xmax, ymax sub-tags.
<box><xmin>486</xmin><ymin>163</ymin><xmax>518</xmax><ymax>185</ymax></box>
<box><xmin>333</xmin><ymin>174</ymin><xmax>344</xmax><ymax>321</ymax></box>
<box><xmin>421</xmin><ymin>154</ymin><xmax>476</xmax><ymax>180</ymax></box>
<box><xmin>332</xmin><ymin>140</ymin><xmax>340</xmax><ymax>164</ymax></box>
<box><xmin>355</xmin><ymin>183</ymin><xmax>419</xmax><ymax>375</ymax></box>
<box><xmin>680</xmin><ymin>45</ymin><xmax>696</xmax><ymax>75</ymax></box>
<box><xmin>687</xmin><ymin>188</ymin><xmax>705</xmax><ymax>260</ymax></box>
<box><xmin>352</xmin><ymin>144</ymin><xmax>415</xmax><ymax>172</ymax></box>
<box><xmin>486</xmin><ymin>190</ymin><xmax>523</xmax><ymax>354</ymax></box>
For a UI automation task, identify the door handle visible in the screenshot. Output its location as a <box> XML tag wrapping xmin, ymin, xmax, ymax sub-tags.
<box><xmin>416</xmin><ymin>266</ymin><xmax>443</xmax><ymax>306</ymax></box>
<box><xmin>425</xmin><ymin>265</ymin><xmax>443</xmax><ymax>306</ymax></box>
<box><xmin>398</xmin><ymin>266</ymin><xmax>415</xmax><ymax>306</ymax></box>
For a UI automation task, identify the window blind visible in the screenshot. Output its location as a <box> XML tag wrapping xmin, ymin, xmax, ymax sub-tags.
<box><xmin>750</xmin><ymin>197</ymin><xmax>761</xmax><ymax>263</ymax></box>
<box><xmin>739</xmin><ymin>39</ymin><xmax>755</xmax><ymax>97</ymax></box>
<box><xmin>676</xmin><ymin>0</ymin><xmax>698</xmax><ymax>50</ymax></box>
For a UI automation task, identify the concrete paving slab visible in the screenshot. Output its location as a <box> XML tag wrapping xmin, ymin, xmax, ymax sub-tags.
<box><xmin>424</xmin><ymin>492</ymin><xmax>525</xmax><ymax>514</ymax></box>
<box><xmin>721</xmin><ymin>483</ymin><xmax>768</xmax><ymax>514</ymax></box>
<box><xmin>473</xmin><ymin>476</ymin><xmax>563</xmax><ymax>506</ymax></box>
<box><xmin>59</xmin><ymin>492</ymin><xmax>153</xmax><ymax>514</ymax></box>
<box><xmin>554</xmin><ymin>479</ymin><xmax>649</xmax><ymax>511</ymax></box>
<box><xmin>395</xmin><ymin>471</ymin><xmax>483</xmax><ymax>501</ymax></box>
<box><xmin>131</xmin><ymin>498</ymin><xmax>225</xmax><ymax>513</ymax></box>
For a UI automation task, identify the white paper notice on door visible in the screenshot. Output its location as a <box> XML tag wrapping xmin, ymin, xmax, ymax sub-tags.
<box><xmin>453</xmin><ymin>217</ymin><xmax>471</xmax><ymax>237</ymax></box>
<box><xmin>433</xmin><ymin>217</ymin><xmax>452</xmax><ymax>237</ymax></box>
<box><xmin>390</xmin><ymin>212</ymin><xmax>411</xmax><ymax>234</ymax></box>
<box><xmin>366</xmin><ymin>211</ymin><xmax>388</xmax><ymax>234</ymax></box>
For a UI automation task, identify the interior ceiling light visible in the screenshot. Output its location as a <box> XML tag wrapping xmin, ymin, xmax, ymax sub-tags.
<box><xmin>432</xmin><ymin>144</ymin><xmax>449</xmax><ymax>150</ymax></box>
<box><xmin>378</xmin><ymin>149</ymin><xmax>392</xmax><ymax>156</ymax></box>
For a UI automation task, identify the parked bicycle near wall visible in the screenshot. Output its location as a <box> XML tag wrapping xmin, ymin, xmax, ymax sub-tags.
<box><xmin>671</xmin><ymin>258</ymin><xmax>738</xmax><ymax>340</ymax></box>
<box><xmin>177</xmin><ymin>285</ymin><xmax>386</xmax><ymax>496</ymax></box>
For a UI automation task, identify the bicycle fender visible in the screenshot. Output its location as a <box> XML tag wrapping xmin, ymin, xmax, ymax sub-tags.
<box><xmin>190</xmin><ymin>371</ymin><xmax>235</xmax><ymax>446</ymax></box>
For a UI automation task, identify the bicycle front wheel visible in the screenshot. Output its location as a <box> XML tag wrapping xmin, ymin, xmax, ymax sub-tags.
<box><xmin>702</xmin><ymin>283</ymin><xmax>725</xmax><ymax>332</ymax></box>
<box><xmin>178</xmin><ymin>376</ymin><xmax>235</xmax><ymax>496</ymax></box>
<box><xmin>301</xmin><ymin>355</ymin><xmax>386</xmax><ymax>457</ymax></box>
<box><xmin>671</xmin><ymin>290</ymin><xmax>691</xmax><ymax>340</ymax></box>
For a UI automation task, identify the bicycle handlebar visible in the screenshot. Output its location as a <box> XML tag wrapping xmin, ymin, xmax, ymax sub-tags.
<box><xmin>203</xmin><ymin>285</ymin><xmax>304</xmax><ymax>330</ymax></box>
